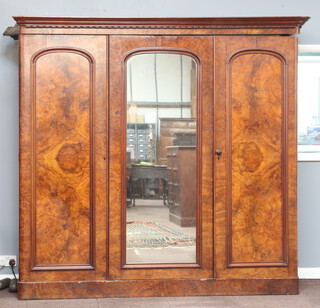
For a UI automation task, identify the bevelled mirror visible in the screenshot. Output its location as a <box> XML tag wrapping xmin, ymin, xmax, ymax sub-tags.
<box><xmin>125</xmin><ymin>52</ymin><xmax>198</xmax><ymax>264</ymax></box>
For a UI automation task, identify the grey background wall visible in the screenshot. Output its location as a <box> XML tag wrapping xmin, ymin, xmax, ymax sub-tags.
<box><xmin>1</xmin><ymin>0</ymin><xmax>319</xmax><ymax>276</ymax></box>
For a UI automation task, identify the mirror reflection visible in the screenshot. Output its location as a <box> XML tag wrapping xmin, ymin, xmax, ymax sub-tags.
<box><xmin>126</xmin><ymin>53</ymin><xmax>197</xmax><ymax>264</ymax></box>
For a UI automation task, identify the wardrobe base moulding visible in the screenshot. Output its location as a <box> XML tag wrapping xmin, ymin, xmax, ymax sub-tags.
<box><xmin>18</xmin><ymin>278</ymin><xmax>299</xmax><ymax>300</ymax></box>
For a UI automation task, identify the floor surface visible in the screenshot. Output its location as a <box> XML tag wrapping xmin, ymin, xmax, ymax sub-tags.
<box><xmin>0</xmin><ymin>280</ymin><xmax>319</xmax><ymax>307</ymax></box>
<box><xmin>127</xmin><ymin>199</ymin><xmax>196</xmax><ymax>263</ymax></box>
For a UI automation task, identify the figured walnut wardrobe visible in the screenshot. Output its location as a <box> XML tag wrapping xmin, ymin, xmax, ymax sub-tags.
<box><xmin>4</xmin><ymin>16</ymin><xmax>309</xmax><ymax>299</ymax></box>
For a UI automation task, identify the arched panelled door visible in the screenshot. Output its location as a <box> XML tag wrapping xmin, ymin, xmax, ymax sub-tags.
<box><xmin>109</xmin><ymin>36</ymin><xmax>214</xmax><ymax>279</ymax></box>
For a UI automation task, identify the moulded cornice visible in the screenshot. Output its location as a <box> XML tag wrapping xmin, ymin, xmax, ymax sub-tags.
<box><xmin>3</xmin><ymin>16</ymin><xmax>310</xmax><ymax>39</ymax></box>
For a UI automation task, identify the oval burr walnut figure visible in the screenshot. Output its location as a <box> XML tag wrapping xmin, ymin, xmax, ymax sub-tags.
<box><xmin>56</xmin><ymin>143</ymin><xmax>85</xmax><ymax>173</ymax></box>
<box><xmin>235</xmin><ymin>142</ymin><xmax>264</xmax><ymax>173</ymax></box>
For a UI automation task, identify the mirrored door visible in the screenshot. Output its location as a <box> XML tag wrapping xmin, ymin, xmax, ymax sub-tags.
<box><xmin>109</xmin><ymin>35</ymin><xmax>213</xmax><ymax>279</ymax></box>
<box><xmin>126</xmin><ymin>53</ymin><xmax>198</xmax><ymax>264</ymax></box>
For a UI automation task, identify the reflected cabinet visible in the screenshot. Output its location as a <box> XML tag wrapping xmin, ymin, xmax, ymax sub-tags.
<box><xmin>4</xmin><ymin>16</ymin><xmax>309</xmax><ymax>299</ymax></box>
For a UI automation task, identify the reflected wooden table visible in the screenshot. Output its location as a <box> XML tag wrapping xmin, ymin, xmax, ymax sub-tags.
<box><xmin>127</xmin><ymin>164</ymin><xmax>168</xmax><ymax>207</ymax></box>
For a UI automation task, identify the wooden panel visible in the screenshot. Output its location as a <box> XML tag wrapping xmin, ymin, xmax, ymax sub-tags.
<box><xmin>227</xmin><ymin>51</ymin><xmax>287</xmax><ymax>266</ymax></box>
<box><xmin>158</xmin><ymin>118</ymin><xmax>196</xmax><ymax>164</ymax></box>
<box><xmin>18</xmin><ymin>278</ymin><xmax>299</xmax><ymax>300</ymax></box>
<box><xmin>167</xmin><ymin>146</ymin><xmax>197</xmax><ymax>227</ymax></box>
<box><xmin>214</xmin><ymin>36</ymin><xmax>297</xmax><ymax>279</ymax></box>
<box><xmin>32</xmin><ymin>50</ymin><xmax>93</xmax><ymax>268</ymax></box>
<box><xmin>19</xmin><ymin>35</ymin><xmax>107</xmax><ymax>282</ymax></box>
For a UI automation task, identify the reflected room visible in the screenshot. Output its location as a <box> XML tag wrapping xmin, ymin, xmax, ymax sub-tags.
<box><xmin>125</xmin><ymin>53</ymin><xmax>198</xmax><ymax>264</ymax></box>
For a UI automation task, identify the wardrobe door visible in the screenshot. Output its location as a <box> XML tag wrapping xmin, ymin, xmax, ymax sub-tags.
<box><xmin>109</xmin><ymin>36</ymin><xmax>214</xmax><ymax>280</ymax></box>
<box><xmin>19</xmin><ymin>35</ymin><xmax>107</xmax><ymax>283</ymax></box>
<box><xmin>214</xmin><ymin>36</ymin><xmax>297</xmax><ymax>279</ymax></box>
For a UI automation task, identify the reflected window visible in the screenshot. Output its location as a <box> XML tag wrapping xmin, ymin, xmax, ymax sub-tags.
<box><xmin>125</xmin><ymin>53</ymin><xmax>198</xmax><ymax>264</ymax></box>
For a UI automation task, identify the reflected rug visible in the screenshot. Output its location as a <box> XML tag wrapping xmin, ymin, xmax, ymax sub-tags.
<box><xmin>126</xmin><ymin>221</ymin><xmax>196</xmax><ymax>249</ymax></box>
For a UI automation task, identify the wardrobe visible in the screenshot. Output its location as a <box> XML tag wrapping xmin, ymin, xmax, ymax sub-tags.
<box><xmin>4</xmin><ymin>16</ymin><xmax>309</xmax><ymax>299</ymax></box>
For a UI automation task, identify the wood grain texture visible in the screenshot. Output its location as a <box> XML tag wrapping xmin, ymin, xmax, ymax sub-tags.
<box><xmin>9</xmin><ymin>16</ymin><xmax>309</xmax><ymax>37</ymax></box>
<box><xmin>19</xmin><ymin>34</ymin><xmax>107</xmax><ymax>282</ymax></box>
<box><xmin>214</xmin><ymin>36</ymin><xmax>297</xmax><ymax>279</ymax></box>
<box><xmin>258</xmin><ymin>36</ymin><xmax>298</xmax><ymax>279</ymax></box>
<box><xmin>158</xmin><ymin>118</ymin><xmax>196</xmax><ymax>164</ymax></box>
<box><xmin>167</xmin><ymin>146</ymin><xmax>197</xmax><ymax>227</ymax></box>
<box><xmin>33</xmin><ymin>50</ymin><xmax>93</xmax><ymax>268</ymax></box>
<box><xmin>227</xmin><ymin>50</ymin><xmax>288</xmax><ymax>266</ymax></box>
<box><xmin>19</xmin><ymin>27</ymin><xmax>306</xmax><ymax>37</ymax></box>
<box><xmin>18</xmin><ymin>278</ymin><xmax>299</xmax><ymax>299</ymax></box>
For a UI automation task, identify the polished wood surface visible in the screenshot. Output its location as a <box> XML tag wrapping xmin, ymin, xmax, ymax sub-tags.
<box><xmin>167</xmin><ymin>146</ymin><xmax>196</xmax><ymax>227</ymax></box>
<box><xmin>158</xmin><ymin>118</ymin><xmax>196</xmax><ymax>164</ymax></box>
<box><xmin>34</xmin><ymin>50</ymin><xmax>93</xmax><ymax>268</ymax></box>
<box><xmin>6</xmin><ymin>16</ymin><xmax>309</xmax><ymax>37</ymax></box>
<box><xmin>228</xmin><ymin>50</ymin><xmax>288</xmax><ymax>267</ymax></box>
<box><xmin>18</xmin><ymin>278</ymin><xmax>299</xmax><ymax>299</ymax></box>
<box><xmin>4</xmin><ymin>16</ymin><xmax>307</xmax><ymax>299</ymax></box>
<box><xmin>214</xmin><ymin>36</ymin><xmax>297</xmax><ymax>279</ymax></box>
<box><xmin>19</xmin><ymin>35</ymin><xmax>107</xmax><ymax>282</ymax></box>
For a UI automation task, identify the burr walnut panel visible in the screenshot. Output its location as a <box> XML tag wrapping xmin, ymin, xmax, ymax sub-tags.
<box><xmin>32</xmin><ymin>50</ymin><xmax>94</xmax><ymax>268</ymax></box>
<box><xmin>18</xmin><ymin>34</ymin><xmax>107</xmax><ymax>283</ymax></box>
<box><xmin>227</xmin><ymin>51</ymin><xmax>288</xmax><ymax>266</ymax></box>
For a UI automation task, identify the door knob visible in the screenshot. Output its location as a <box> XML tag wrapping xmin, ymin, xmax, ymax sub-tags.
<box><xmin>215</xmin><ymin>149</ymin><xmax>222</xmax><ymax>159</ymax></box>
